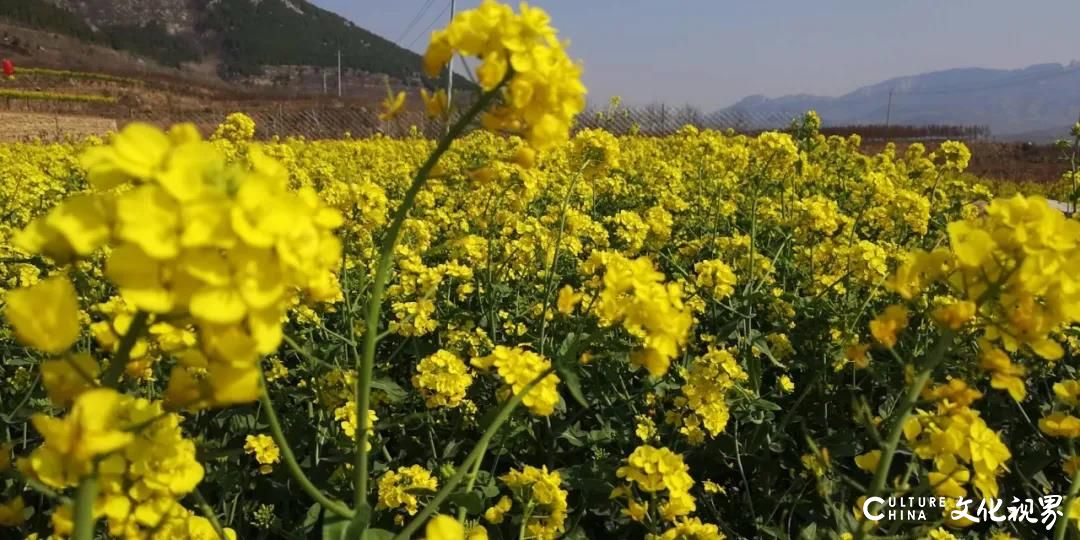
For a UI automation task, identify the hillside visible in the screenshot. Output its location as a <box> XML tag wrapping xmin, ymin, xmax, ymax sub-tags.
<box><xmin>718</xmin><ymin>62</ymin><xmax>1080</xmax><ymax>140</ymax></box>
<box><xmin>0</xmin><ymin>0</ymin><xmax>466</xmax><ymax>88</ymax></box>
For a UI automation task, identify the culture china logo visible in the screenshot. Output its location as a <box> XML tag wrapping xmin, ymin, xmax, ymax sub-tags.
<box><xmin>861</xmin><ymin>495</ymin><xmax>1065</xmax><ymax>531</ymax></box>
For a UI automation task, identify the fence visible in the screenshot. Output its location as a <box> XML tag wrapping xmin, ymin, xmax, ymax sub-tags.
<box><xmin>0</xmin><ymin>98</ymin><xmax>448</xmax><ymax>141</ymax></box>
<box><xmin>576</xmin><ymin>105</ymin><xmax>992</xmax><ymax>140</ymax></box>
<box><xmin>0</xmin><ymin>96</ymin><xmax>991</xmax><ymax>143</ymax></box>
<box><xmin>127</xmin><ymin>107</ymin><xmax>446</xmax><ymax>140</ymax></box>
<box><xmin>576</xmin><ymin>105</ymin><xmax>801</xmax><ymax>135</ymax></box>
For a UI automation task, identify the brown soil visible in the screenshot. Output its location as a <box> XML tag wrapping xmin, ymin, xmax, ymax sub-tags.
<box><xmin>862</xmin><ymin>141</ymin><xmax>1070</xmax><ymax>184</ymax></box>
<box><xmin>0</xmin><ymin>111</ymin><xmax>116</xmax><ymax>141</ymax></box>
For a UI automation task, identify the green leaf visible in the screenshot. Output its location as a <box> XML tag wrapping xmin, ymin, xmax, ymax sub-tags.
<box><xmin>556</xmin><ymin>332</ymin><xmax>578</xmax><ymax>358</ymax></box>
<box><xmin>301</xmin><ymin>502</ymin><xmax>322</xmax><ymax>531</ymax></box>
<box><xmin>555</xmin><ymin>361</ymin><xmax>589</xmax><ymax>409</ymax></box>
<box><xmin>371</xmin><ymin>378</ymin><xmax>408</xmax><ymax>403</ymax></box>
<box><xmin>715</xmin><ymin>319</ymin><xmax>741</xmax><ymax>340</ymax></box>
<box><xmin>321</xmin><ymin>516</ymin><xmax>350</xmax><ymax>540</ymax></box>
<box><xmin>587</xmin><ymin>426</ymin><xmax>615</xmax><ymax>443</ymax></box>
<box><xmin>797</xmin><ymin>523</ymin><xmax>818</xmax><ymax>540</ymax></box>
<box><xmin>362</xmin><ymin>529</ymin><xmax>395</xmax><ymax>540</ymax></box>
<box><xmin>751</xmin><ymin>334</ymin><xmax>786</xmax><ymax>369</ymax></box>
<box><xmin>562</xmin><ymin>527</ymin><xmax>591</xmax><ymax>540</ymax></box>
<box><xmin>448</xmin><ymin>490</ymin><xmax>486</xmax><ymax>514</ymax></box>
<box><xmin>754</xmin><ymin>524</ymin><xmax>789</xmax><ymax>539</ymax></box>
<box><xmin>559</xmin><ymin>431</ymin><xmax>587</xmax><ymax>447</ymax></box>
<box><xmin>556</xmin><ymin>331</ymin><xmax>595</xmax><ymax>365</ymax></box>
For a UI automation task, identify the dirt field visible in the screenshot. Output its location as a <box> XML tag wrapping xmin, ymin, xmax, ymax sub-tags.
<box><xmin>862</xmin><ymin>140</ymin><xmax>1070</xmax><ymax>184</ymax></box>
<box><xmin>0</xmin><ymin>111</ymin><xmax>116</xmax><ymax>141</ymax></box>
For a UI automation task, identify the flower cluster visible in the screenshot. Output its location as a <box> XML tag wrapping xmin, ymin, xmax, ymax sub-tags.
<box><xmin>902</xmin><ymin>379</ymin><xmax>1012</xmax><ymax>499</ymax></box>
<box><xmin>495</xmin><ymin>465</ymin><xmax>567</xmax><ymax>539</ymax></box>
<box><xmin>377</xmin><ymin>465</ymin><xmax>439</xmax><ymax>521</ymax></box>
<box><xmin>4</xmin><ymin>275</ymin><xmax>81</xmax><ymax>355</ymax></box>
<box><xmin>585</xmin><ymin>251</ymin><xmax>694</xmax><ymax>377</ymax></box>
<box><xmin>334</xmin><ymin>400</ymin><xmax>380</xmax><ymax>447</ymax></box>
<box><xmin>90</xmin><ymin>295</ymin><xmax>198</xmax><ymax>381</ymax></box>
<box><xmin>17</xmin><ymin>388</ymin><xmax>231</xmax><ymax>538</ymax></box>
<box><xmin>243</xmin><ymin>434</ymin><xmax>281</xmax><ymax>475</ymax></box>
<box><xmin>11</xmin><ymin>122</ymin><xmax>344</xmax><ymax>411</ymax></box>
<box><xmin>1040</xmin><ymin>379</ymin><xmax>1080</xmax><ymax>438</ymax></box>
<box><xmin>613</xmin><ymin>445</ymin><xmax>696</xmax><ymax>523</ymax></box>
<box><xmin>211</xmin><ymin>112</ymin><xmax>257</xmax><ymax>143</ymax></box>
<box><xmin>890</xmin><ymin>194</ymin><xmax>1080</xmax><ymax>360</ymax></box>
<box><xmin>670</xmin><ymin>347</ymin><xmax>748</xmax><ymax>443</ymax></box>
<box><xmin>412</xmin><ymin>349</ymin><xmax>475</xmax><ymax>408</ymax></box>
<box><xmin>649</xmin><ymin>518</ymin><xmax>726</xmax><ymax>540</ymax></box>
<box><xmin>471</xmin><ymin>346</ymin><xmax>560</xmax><ymax>416</ymax></box>
<box><xmin>423</xmin><ymin>0</ymin><xmax>586</xmax><ymax>151</ymax></box>
<box><xmin>693</xmin><ymin>259</ymin><xmax>737</xmax><ymax>301</ymax></box>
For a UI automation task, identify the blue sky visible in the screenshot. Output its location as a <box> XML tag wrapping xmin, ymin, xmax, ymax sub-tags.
<box><xmin>311</xmin><ymin>0</ymin><xmax>1080</xmax><ymax>110</ymax></box>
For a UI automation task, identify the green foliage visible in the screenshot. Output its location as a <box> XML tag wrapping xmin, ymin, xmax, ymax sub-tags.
<box><xmin>0</xmin><ymin>0</ymin><xmax>97</xmax><ymax>41</ymax></box>
<box><xmin>0</xmin><ymin>0</ymin><xmax>201</xmax><ymax>67</ymax></box>
<box><xmin>202</xmin><ymin>0</ymin><xmax>416</xmax><ymax>77</ymax></box>
<box><xmin>198</xmin><ymin>0</ymin><xmax>473</xmax><ymax>89</ymax></box>
<box><xmin>99</xmin><ymin>22</ymin><xmax>201</xmax><ymax>68</ymax></box>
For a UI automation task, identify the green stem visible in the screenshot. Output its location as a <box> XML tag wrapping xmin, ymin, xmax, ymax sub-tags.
<box><xmin>456</xmin><ymin>439</ymin><xmax>489</xmax><ymax>524</ymax></box>
<box><xmin>100</xmin><ymin>310</ymin><xmax>150</xmax><ymax>387</ymax></box>
<box><xmin>518</xmin><ymin>502</ymin><xmax>535</xmax><ymax>540</ymax></box>
<box><xmin>353</xmin><ymin>76</ymin><xmax>511</xmax><ymax>519</ymax></box>
<box><xmin>258</xmin><ymin>370</ymin><xmax>353</xmax><ymax>518</ymax></box>
<box><xmin>14</xmin><ymin>470</ymin><xmax>70</xmax><ymax>503</ymax></box>
<box><xmin>394</xmin><ymin>367</ymin><xmax>555</xmax><ymax>540</ymax></box>
<box><xmin>537</xmin><ymin>162</ymin><xmax>587</xmax><ymax>356</ymax></box>
<box><xmin>72</xmin><ymin>311</ymin><xmax>151</xmax><ymax>537</ymax></box>
<box><xmin>72</xmin><ymin>474</ymin><xmax>98</xmax><ymax>540</ymax></box>
<box><xmin>855</xmin><ymin>329</ymin><xmax>954</xmax><ymax>540</ymax></box>
<box><xmin>1055</xmin><ymin>462</ymin><xmax>1080</xmax><ymax>540</ymax></box>
<box><xmin>192</xmin><ymin>488</ymin><xmax>228</xmax><ymax>539</ymax></box>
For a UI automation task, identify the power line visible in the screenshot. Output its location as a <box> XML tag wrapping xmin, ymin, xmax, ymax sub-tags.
<box><xmin>395</xmin><ymin>0</ymin><xmax>436</xmax><ymax>45</ymax></box>
<box><xmin>405</xmin><ymin>1</ymin><xmax>451</xmax><ymax>50</ymax></box>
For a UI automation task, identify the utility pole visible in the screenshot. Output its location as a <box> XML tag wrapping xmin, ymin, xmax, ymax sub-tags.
<box><xmin>884</xmin><ymin>88</ymin><xmax>894</xmax><ymax>134</ymax></box>
<box><xmin>337</xmin><ymin>49</ymin><xmax>342</xmax><ymax>97</ymax></box>
<box><xmin>323</xmin><ymin>70</ymin><xmax>328</xmax><ymax>94</ymax></box>
<box><xmin>446</xmin><ymin>0</ymin><xmax>456</xmax><ymax>103</ymax></box>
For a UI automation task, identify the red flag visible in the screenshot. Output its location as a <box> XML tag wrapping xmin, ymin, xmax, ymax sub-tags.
<box><xmin>2</xmin><ymin>59</ymin><xmax>13</xmax><ymax>78</ymax></box>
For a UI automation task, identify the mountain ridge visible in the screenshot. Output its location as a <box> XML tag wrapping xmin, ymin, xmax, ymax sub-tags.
<box><xmin>1</xmin><ymin>0</ymin><xmax>464</xmax><ymax>88</ymax></box>
<box><xmin>721</xmin><ymin>62</ymin><xmax>1080</xmax><ymax>138</ymax></box>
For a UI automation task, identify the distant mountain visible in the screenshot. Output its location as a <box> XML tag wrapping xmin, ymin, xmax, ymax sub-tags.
<box><xmin>719</xmin><ymin>62</ymin><xmax>1080</xmax><ymax>139</ymax></box>
<box><xmin>1</xmin><ymin>0</ymin><xmax>465</xmax><ymax>86</ymax></box>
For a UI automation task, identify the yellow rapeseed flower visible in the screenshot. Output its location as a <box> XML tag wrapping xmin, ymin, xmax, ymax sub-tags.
<box><xmin>4</xmin><ymin>275</ymin><xmax>81</xmax><ymax>355</ymax></box>
<box><xmin>379</xmin><ymin>91</ymin><xmax>407</xmax><ymax>122</ymax></box>
<box><xmin>25</xmin><ymin>388</ymin><xmax>133</xmax><ymax>488</ymax></box>
<box><xmin>869</xmin><ymin>305</ymin><xmax>908</xmax><ymax>349</ymax></box>
<box><xmin>471</xmin><ymin>346</ymin><xmax>560</xmax><ymax>416</ymax></box>
<box><xmin>423</xmin><ymin>0</ymin><xmax>585</xmax><ymax>151</ymax></box>
<box><xmin>244</xmin><ymin>434</ymin><xmax>281</xmax><ymax>475</ymax></box>
<box><xmin>426</xmin><ymin>514</ymin><xmax>465</xmax><ymax>540</ymax></box>
<box><xmin>420</xmin><ymin>88</ymin><xmax>448</xmax><ymax>118</ymax></box>
<box><xmin>0</xmin><ymin>496</ymin><xmax>25</xmax><ymax>526</ymax></box>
